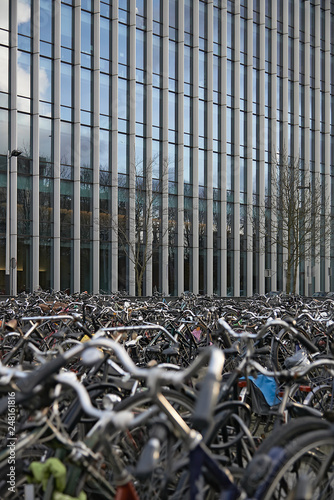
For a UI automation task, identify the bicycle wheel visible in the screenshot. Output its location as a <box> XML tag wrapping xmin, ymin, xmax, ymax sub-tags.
<box><xmin>241</xmin><ymin>416</ymin><xmax>332</xmax><ymax>497</ymax></box>
<box><xmin>271</xmin><ymin>328</ymin><xmax>312</xmax><ymax>371</ymax></box>
<box><xmin>248</xmin><ymin>428</ymin><xmax>334</xmax><ymax>500</ymax></box>
<box><xmin>303</xmin><ymin>384</ymin><xmax>334</xmax><ymax>413</ymax></box>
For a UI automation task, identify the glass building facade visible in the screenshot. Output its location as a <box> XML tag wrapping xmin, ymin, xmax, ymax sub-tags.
<box><xmin>0</xmin><ymin>0</ymin><xmax>334</xmax><ymax>296</ymax></box>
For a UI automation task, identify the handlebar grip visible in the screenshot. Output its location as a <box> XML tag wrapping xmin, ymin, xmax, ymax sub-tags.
<box><xmin>15</xmin><ymin>354</ymin><xmax>67</xmax><ymax>393</ymax></box>
<box><xmin>293</xmin><ymin>330</ymin><xmax>318</xmax><ymax>354</ymax></box>
<box><xmin>191</xmin><ymin>349</ymin><xmax>224</xmax><ymax>431</ymax></box>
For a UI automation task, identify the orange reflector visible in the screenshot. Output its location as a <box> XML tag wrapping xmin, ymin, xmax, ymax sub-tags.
<box><xmin>299</xmin><ymin>385</ymin><xmax>312</xmax><ymax>392</ymax></box>
<box><xmin>238</xmin><ymin>381</ymin><xmax>247</xmax><ymax>388</ymax></box>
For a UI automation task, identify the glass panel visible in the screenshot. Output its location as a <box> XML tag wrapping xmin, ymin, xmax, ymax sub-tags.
<box><xmin>136</xmin><ymin>29</ymin><xmax>145</xmax><ymax>69</ymax></box>
<box><xmin>100</xmin><ymin>129</ymin><xmax>109</xmax><ymax>170</ymax></box>
<box><xmin>153</xmin><ymin>35</ymin><xmax>161</xmax><ymax>75</ymax></box>
<box><xmin>40</xmin><ymin>0</ymin><xmax>53</xmax><ymax>43</ymax></box>
<box><xmin>17</xmin><ymin>51</ymin><xmax>31</xmax><ymax>98</ymax></box>
<box><xmin>169</xmin><ymin>91</ymin><xmax>176</xmax><ymax>131</ymax></box>
<box><xmin>61</xmin><ymin>4</ymin><xmax>73</xmax><ymax>48</ymax></box>
<box><xmin>17</xmin><ymin>236</ymin><xmax>31</xmax><ymax>293</ymax></box>
<box><xmin>184</xmin><ymin>46</ymin><xmax>192</xmax><ymax>85</ymax></box>
<box><xmin>118</xmin><ymin>78</ymin><xmax>128</xmax><ymax>119</ymax></box>
<box><xmin>169</xmin><ymin>0</ymin><xmax>177</xmax><ymax>27</ymax></box>
<box><xmin>199</xmin><ymin>1</ymin><xmax>206</xmax><ymax>39</ymax></box>
<box><xmin>153</xmin><ymin>0</ymin><xmax>161</xmax><ymax>21</ymax></box>
<box><xmin>81</xmin><ymin>10</ymin><xmax>92</xmax><ymax>55</ymax></box>
<box><xmin>136</xmin><ymin>83</ymin><xmax>145</xmax><ymax>124</ymax></box>
<box><xmin>81</xmin><ymin>68</ymin><xmax>92</xmax><ymax>111</ymax></box>
<box><xmin>39</xmin><ymin>57</ymin><xmax>52</xmax><ymax>102</ymax></box>
<box><xmin>152</xmin><ymin>87</ymin><xmax>161</xmax><ymax>127</ymax></box>
<box><xmin>39</xmin><ymin>238</ymin><xmax>52</xmax><ymax>291</ymax></box>
<box><xmin>118</xmin><ymin>133</ymin><xmax>127</xmax><ymax>173</ymax></box>
<box><xmin>39</xmin><ymin>117</ymin><xmax>52</xmax><ymax>161</ymax></box>
<box><xmin>18</xmin><ymin>0</ymin><xmax>31</xmax><ymax>36</ymax></box>
<box><xmin>17</xmin><ymin>175</ymin><xmax>32</xmax><ymax>233</ymax></box>
<box><xmin>169</xmin><ymin>41</ymin><xmax>176</xmax><ymax>79</ymax></box>
<box><xmin>119</xmin><ymin>24</ymin><xmax>128</xmax><ymax>65</ymax></box>
<box><xmin>80</xmin><ymin>125</ymin><xmax>92</xmax><ymax>168</ymax></box>
<box><xmin>0</xmin><ymin>0</ymin><xmax>9</xmax><ymax>30</ymax></box>
<box><xmin>17</xmin><ymin>112</ymin><xmax>31</xmax><ymax>158</ymax></box>
<box><xmin>61</xmin><ymin>63</ymin><xmax>72</xmax><ymax>107</ymax></box>
<box><xmin>0</xmin><ymin>109</ymin><xmax>8</xmax><ymax>155</ymax></box>
<box><xmin>60</xmin><ymin>121</ymin><xmax>72</xmax><ymax>165</ymax></box>
<box><xmin>100</xmin><ymin>17</ymin><xmax>110</xmax><ymax>60</ymax></box>
<box><xmin>100</xmin><ymin>73</ymin><xmax>110</xmax><ymax>114</ymax></box>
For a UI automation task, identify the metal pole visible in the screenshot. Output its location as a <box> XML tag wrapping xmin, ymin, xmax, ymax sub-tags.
<box><xmin>5</xmin><ymin>151</ymin><xmax>10</xmax><ymax>295</ymax></box>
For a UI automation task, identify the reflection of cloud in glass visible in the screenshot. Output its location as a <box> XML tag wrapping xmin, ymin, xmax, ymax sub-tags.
<box><xmin>17</xmin><ymin>54</ymin><xmax>51</xmax><ymax>101</ymax></box>
<box><xmin>17</xmin><ymin>67</ymin><xmax>31</xmax><ymax>97</ymax></box>
<box><xmin>0</xmin><ymin>46</ymin><xmax>8</xmax><ymax>92</ymax></box>
<box><xmin>17</xmin><ymin>0</ymin><xmax>31</xmax><ymax>25</ymax></box>
<box><xmin>39</xmin><ymin>68</ymin><xmax>50</xmax><ymax>101</ymax></box>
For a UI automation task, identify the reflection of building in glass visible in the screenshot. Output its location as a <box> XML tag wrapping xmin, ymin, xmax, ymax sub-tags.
<box><xmin>0</xmin><ymin>0</ymin><xmax>333</xmax><ymax>296</ymax></box>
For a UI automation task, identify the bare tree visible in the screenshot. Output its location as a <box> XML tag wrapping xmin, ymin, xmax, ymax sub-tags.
<box><xmin>100</xmin><ymin>156</ymin><xmax>171</xmax><ymax>296</ymax></box>
<box><xmin>250</xmin><ymin>150</ymin><xmax>331</xmax><ymax>294</ymax></box>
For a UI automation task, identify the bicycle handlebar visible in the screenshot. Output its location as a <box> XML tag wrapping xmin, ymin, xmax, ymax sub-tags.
<box><xmin>218</xmin><ymin>318</ymin><xmax>319</xmax><ymax>354</ymax></box>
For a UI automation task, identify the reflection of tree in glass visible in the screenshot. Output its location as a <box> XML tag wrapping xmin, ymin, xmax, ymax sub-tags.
<box><xmin>249</xmin><ymin>150</ymin><xmax>331</xmax><ymax>294</ymax></box>
<box><xmin>100</xmin><ymin>156</ymin><xmax>174</xmax><ymax>296</ymax></box>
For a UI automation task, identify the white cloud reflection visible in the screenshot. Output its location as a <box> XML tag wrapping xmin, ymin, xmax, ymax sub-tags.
<box><xmin>17</xmin><ymin>0</ymin><xmax>31</xmax><ymax>26</ymax></box>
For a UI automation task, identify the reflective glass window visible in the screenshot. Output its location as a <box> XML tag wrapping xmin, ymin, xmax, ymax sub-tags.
<box><xmin>80</xmin><ymin>126</ymin><xmax>92</xmax><ymax>168</ymax></box>
<box><xmin>184</xmin><ymin>46</ymin><xmax>192</xmax><ymax>84</ymax></box>
<box><xmin>17</xmin><ymin>51</ymin><xmax>31</xmax><ymax>98</ymax></box>
<box><xmin>17</xmin><ymin>112</ymin><xmax>31</xmax><ymax>158</ymax></box>
<box><xmin>61</xmin><ymin>4</ymin><xmax>73</xmax><ymax>48</ymax></box>
<box><xmin>81</xmin><ymin>0</ymin><xmax>92</xmax><ymax>11</ymax></box>
<box><xmin>61</xmin><ymin>63</ymin><xmax>72</xmax><ymax>107</ymax></box>
<box><xmin>169</xmin><ymin>41</ymin><xmax>176</xmax><ymax>79</ymax></box>
<box><xmin>0</xmin><ymin>109</ymin><xmax>8</xmax><ymax>155</ymax></box>
<box><xmin>153</xmin><ymin>36</ymin><xmax>161</xmax><ymax>75</ymax></box>
<box><xmin>118</xmin><ymin>79</ymin><xmax>128</xmax><ymax>120</ymax></box>
<box><xmin>153</xmin><ymin>0</ymin><xmax>161</xmax><ymax>21</ymax></box>
<box><xmin>152</xmin><ymin>87</ymin><xmax>161</xmax><ymax>127</ymax></box>
<box><xmin>199</xmin><ymin>50</ymin><xmax>206</xmax><ymax>88</ymax></box>
<box><xmin>18</xmin><ymin>0</ymin><xmax>31</xmax><ymax>36</ymax></box>
<box><xmin>169</xmin><ymin>92</ymin><xmax>176</xmax><ymax>131</ymax></box>
<box><xmin>60</xmin><ymin>121</ymin><xmax>73</xmax><ymax>166</ymax></box>
<box><xmin>100</xmin><ymin>73</ymin><xmax>110</xmax><ymax>114</ymax></box>
<box><xmin>0</xmin><ymin>46</ymin><xmax>9</xmax><ymax>93</ymax></box>
<box><xmin>136</xmin><ymin>30</ymin><xmax>145</xmax><ymax>70</ymax></box>
<box><xmin>39</xmin><ymin>117</ymin><xmax>52</xmax><ymax>161</ymax></box>
<box><xmin>0</xmin><ymin>0</ymin><xmax>9</xmax><ymax>30</ymax></box>
<box><xmin>136</xmin><ymin>0</ymin><xmax>145</xmax><ymax>17</ymax></box>
<box><xmin>199</xmin><ymin>1</ymin><xmax>206</xmax><ymax>39</ymax></box>
<box><xmin>169</xmin><ymin>0</ymin><xmax>177</xmax><ymax>27</ymax></box>
<box><xmin>136</xmin><ymin>83</ymin><xmax>145</xmax><ymax>124</ymax></box>
<box><xmin>118</xmin><ymin>133</ymin><xmax>127</xmax><ymax>174</ymax></box>
<box><xmin>119</xmin><ymin>24</ymin><xmax>128</xmax><ymax>65</ymax></box>
<box><xmin>183</xmin><ymin>96</ymin><xmax>191</xmax><ymax>134</ymax></box>
<box><xmin>39</xmin><ymin>57</ymin><xmax>52</xmax><ymax>102</ymax></box>
<box><xmin>100</xmin><ymin>17</ymin><xmax>110</xmax><ymax>60</ymax></box>
<box><xmin>40</xmin><ymin>0</ymin><xmax>53</xmax><ymax>43</ymax></box>
<box><xmin>100</xmin><ymin>129</ymin><xmax>109</xmax><ymax>170</ymax></box>
<box><xmin>81</xmin><ymin>68</ymin><xmax>92</xmax><ymax>112</ymax></box>
<box><xmin>81</xmin><ymin>11</ymin><xmax>92</xmax><ymax>55</ymax></box>
<box><xmin>184</xmin><ymin>0</ymin><xmax>192</xmax><ymax>33</ymax></box>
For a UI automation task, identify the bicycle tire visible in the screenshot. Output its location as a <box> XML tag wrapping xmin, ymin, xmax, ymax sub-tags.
<box><xmin>253</xmin><ymin>428</ymin><xmax>334</xmax><ymax>500</ymax></box>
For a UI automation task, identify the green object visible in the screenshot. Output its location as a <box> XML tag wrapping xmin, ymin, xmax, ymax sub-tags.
<box><xmin>28</xmin><ymin>458</ymin><xmax>87</xmax><ymax>500</ymax></box>
<box><xmin>53</xmin><ymin>491</ymin><xmax>87</xmax><ymax>500</ymax></box>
